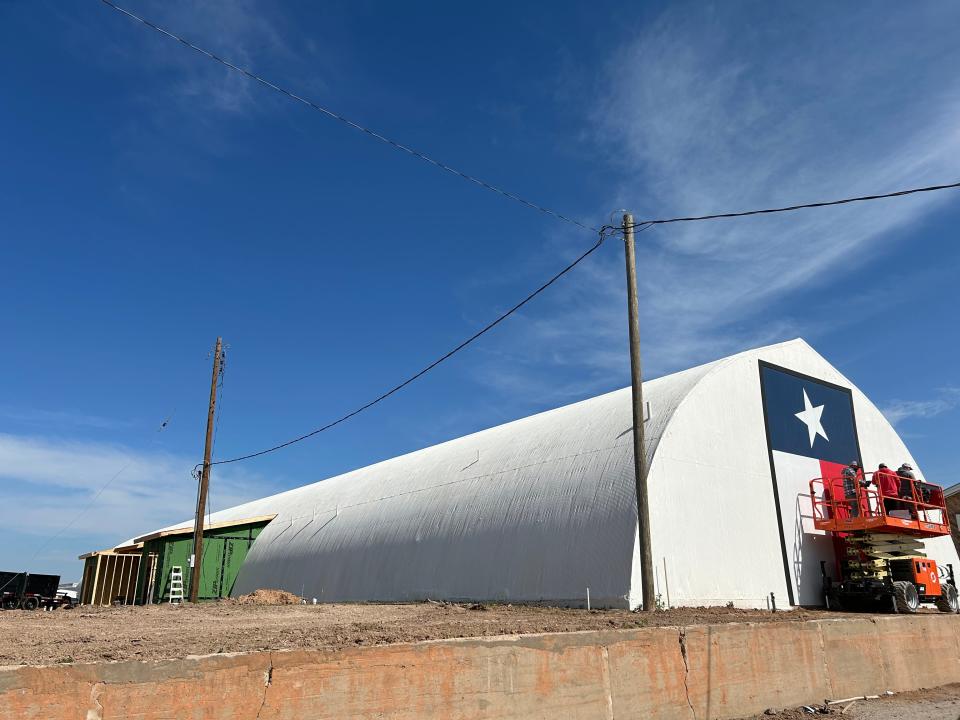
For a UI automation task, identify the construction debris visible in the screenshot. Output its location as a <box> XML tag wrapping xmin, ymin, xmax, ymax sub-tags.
<box><xmin>232</xmin><ymin>589</ymin><xmax>301</xmax><ymax>606</ymax></box>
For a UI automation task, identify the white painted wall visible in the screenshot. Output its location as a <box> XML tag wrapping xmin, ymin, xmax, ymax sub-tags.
<box><xmin>771</xmin><ymin>450</ymin><xmax>833</xmax><ymax>606</ymax></box>
<box><xmin>638</xmin><ymin>339</ymin><xmax>960</xmax><ymax>609</ymax></box>
<box><xmin>638</xmin><ymin>347</ymin><xmax>791</xmax><ymax>609</ymax></box>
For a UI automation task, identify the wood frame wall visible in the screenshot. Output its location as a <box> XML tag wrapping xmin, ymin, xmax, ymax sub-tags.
<box><xmin>80</xmin><ymin>552</ymin><xmax>141</xmax><ymax>606</ymax></box>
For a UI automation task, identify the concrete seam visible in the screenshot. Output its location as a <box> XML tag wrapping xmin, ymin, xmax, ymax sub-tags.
<box><xmin>255</xmin><ymin>652</ymin><xmax>274</xmax><ymax>720</ymax></box>
<box><xmin>870</xmin><ymin>618</ymin><xmax>891</xmax><ymax>690</ymax></box>
<box><xmin>678</xmin><ymin>628</ymin><xmax>697</xmax><ymax>720</ymax></box>
<box><xmin>599</xmin><ymin>645</ymin><xmax>614</xmax><ymax>720</ymax></box>
<box><xmin>85</xmin><ymin>681</ymin><xmax>104</xmax><ymax>720</ymax></box>
<box><xmin>815</xmin><ymin>621</ymin><xmax>834</xmax><ymax>700</ymax></box>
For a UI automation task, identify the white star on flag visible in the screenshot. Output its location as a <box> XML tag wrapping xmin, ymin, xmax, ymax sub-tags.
<box><xmin>795</xmin><ymin>388</ymin><xmax>829</xmax><ymax>447</ymax></box>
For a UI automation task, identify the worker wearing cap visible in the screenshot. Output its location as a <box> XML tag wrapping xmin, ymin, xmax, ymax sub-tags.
<box><xmin>874</xmin><ymin>463</ymin><xmax>900</xmax><ymax>515</ymax></box>
<box><xmin>897</xmin><ymin>463</ymin><xmax>917</xmax><ymax>518</ymax></box>
<box><xmin>842</xmin><ymin>461</ymin><xmax>864</xmax><ymax>518</ymax></box>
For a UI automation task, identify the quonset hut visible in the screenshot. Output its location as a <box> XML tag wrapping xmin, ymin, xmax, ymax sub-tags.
<box><xmin>98</xmin><ymin>339</ymin><xmax>959</xmax><ymax>609</ymax></box>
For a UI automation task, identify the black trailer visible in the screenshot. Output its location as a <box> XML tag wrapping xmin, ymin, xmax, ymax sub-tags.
<box><xmin>0</xmin><ymin>571</ymin><xmax>75</xmax><ymax>610</ymax></box>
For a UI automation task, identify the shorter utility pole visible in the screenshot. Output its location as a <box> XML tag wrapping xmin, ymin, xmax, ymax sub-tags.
<box><xmin>623</xmin><ymin>213</ymin><xmax>655</xmax><ymax>611</ymax></box>
<box><xmin>190</xmin><ymin>336</ymin><xmax>223</xmax><ymax>603</ymax></box>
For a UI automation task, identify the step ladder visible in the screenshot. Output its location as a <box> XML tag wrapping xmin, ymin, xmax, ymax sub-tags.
<box><xmin>169</xmin><ymin>566</ymin><xmax>184</xmax><ymax>604</ymax></box>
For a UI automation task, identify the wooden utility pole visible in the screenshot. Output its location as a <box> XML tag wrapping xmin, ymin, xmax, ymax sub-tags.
<box><xmin>622</xmin><ymin>213</ymin><xmax>655</xmax><ymax>611</ymax></box>
<box><xmin>190</xmin><ymin>337</ymin><xmax>222</xmax><ymax>603</ymax></box>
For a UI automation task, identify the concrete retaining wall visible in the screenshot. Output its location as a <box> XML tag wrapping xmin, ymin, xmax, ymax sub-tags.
<box><xmin>1</xmin><ymin>615</ymin><xmax>958</xmax><ymax>719</ymax></box>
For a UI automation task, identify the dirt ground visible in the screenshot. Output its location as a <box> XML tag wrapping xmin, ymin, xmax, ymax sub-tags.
<box><xmin>739</xmin><ymin>684</ymin><xmax>960</xmax><ymax>720</ymax></box>
<box><xmin>0</xmin><ymin>600</ymin><xmax>857</xmax><ymax>666</ymax></box>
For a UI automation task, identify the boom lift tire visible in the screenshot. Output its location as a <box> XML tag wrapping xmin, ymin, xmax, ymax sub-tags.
<box><xmin>893</xmin><ymin>581</ymin><xmax>919</xmax><ymax>613</ymax></box>
<box><xmin>936</xmin><ymin>584</ymin><xmax>959</xmax><ymax>613</ymax></box>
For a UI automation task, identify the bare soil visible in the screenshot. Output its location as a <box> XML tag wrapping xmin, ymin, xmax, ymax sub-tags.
<box><xmin>0</xmin><ymin>601</ymin><xmax>858</xmax><ymax>666</ymax></box>
<box><xmin>741</xmin><ymin>684</ymin><xmax>960</xmax><ymax>720</ymax></box>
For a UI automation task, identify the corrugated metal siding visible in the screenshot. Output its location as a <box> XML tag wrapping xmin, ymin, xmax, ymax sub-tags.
<box><xmin>139</xmin><ymin>522</ymin><xmax>268</xmax><ymax>603</ymax></box>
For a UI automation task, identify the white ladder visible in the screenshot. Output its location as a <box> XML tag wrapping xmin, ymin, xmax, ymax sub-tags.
<box><xmin>169</xmin><ymin>566</ymin><xmax>184</xmax><ymax>604</ymax></box>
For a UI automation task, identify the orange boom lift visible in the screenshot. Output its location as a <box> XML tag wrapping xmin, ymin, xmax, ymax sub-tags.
<box><xmin>810</xmin><ymin>471</ymin><xmax>958</xmax><ymax>613</ymax></box>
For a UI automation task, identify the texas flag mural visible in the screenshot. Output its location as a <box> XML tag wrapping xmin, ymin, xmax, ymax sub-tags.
<box><xmin>759</xmin><ymin>362</ymin><xmax>862</xmax><ymax>606</ymax></box>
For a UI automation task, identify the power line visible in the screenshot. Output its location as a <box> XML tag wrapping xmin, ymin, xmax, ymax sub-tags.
<box><xmin>99</xmin><ymin>0</ymin><xmax>960</xmax><ymax>236</ymax></box>
<box><xmin>211</xmin><ymin>225</ymin><xmax>632</xmax><ymax>466</ymax></box>
<box><xmin>625</xmin><ymin>181</ymin><xmax>960</xmax><ymax>228</ymax></box>
<box><xmin>96</xmin><ymin>0</ymin><xmax>596</xmax><ymax>234</ymax></box>
<box><xmin>202</xmin><ymin>172</ymin><xmax>958</xmax><ymax>468</ymax></box>
<box><xmin>93</xmin><ymin>2</ymin><xmax>960</xmax><ymax>472</ymax></box>
<box><xmin>98</xmin><ymin>2</ymin><xmax>960</xmax><ymax>235</ymax></box>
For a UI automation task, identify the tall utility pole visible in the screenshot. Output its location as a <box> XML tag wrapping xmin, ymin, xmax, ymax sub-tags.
<box><xmin>622</xmin><ymin>213</ymin><xmax>655</xmax><ymax>611</ymax></box>
<box><xmin>190</xmin><ymin>337</ymin><xmax>223</xmax><ymax>603</ymax></box>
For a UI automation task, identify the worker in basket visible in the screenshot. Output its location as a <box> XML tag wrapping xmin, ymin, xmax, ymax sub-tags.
<box><xmin>841</xmin><ymin>460</ymin><xmax>867</xmax><ymax>517</ymax></box>
<box><xmin>897</xmin><ymin>463</ymin><xmax>918</xmax><ymax>518</ymax></box>
<box><xmin>874</xmin><ymin>463</ymin><xmax>900</xmax><ymax>515</ymax></box>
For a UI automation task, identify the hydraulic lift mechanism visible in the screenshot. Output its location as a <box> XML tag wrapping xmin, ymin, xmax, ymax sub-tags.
<box><xmin>810</xmin><ymin>471</ymin><xmax>959</xmax><ymax>613</ymax></box>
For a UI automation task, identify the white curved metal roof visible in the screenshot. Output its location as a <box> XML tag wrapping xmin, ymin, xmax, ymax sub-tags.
<box><xmin>189</xmin><ymin>344</ymin><xmax>726</xmax><ymax>607</ymax></box>
<box><xmin>136</xmin><ymin>337</ymin><xmax>957</xmax><ymax>610</ymax></box>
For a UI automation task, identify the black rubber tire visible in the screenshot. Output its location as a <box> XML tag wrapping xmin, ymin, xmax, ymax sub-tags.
<box><xmin>936</xmin><ymin>585</ymin><xmax>959</xmax><ymax>613</ymax></box>
<box><xmin>21</xmin><ymin>597</ymin><xmax>39</xmax><ymax>611</ymax></box>
<box><xmin>2</xmin><ymin>598</ymin><xmax>20</xmax><ymax>610</ymax></box>
<box><xmin>893</xmin><ymin>581</ymin><xmax>920</xmax><ymax>613</ymax></box>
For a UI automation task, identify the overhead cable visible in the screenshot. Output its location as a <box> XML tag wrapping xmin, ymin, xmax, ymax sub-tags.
<box><xmin>97</xmin><ymin>0</ymin><xmax>596</xmax><ymax>233</ymax></box>
<box><xmin>625</xmin><ymin>181</ymin><xmax>960</xmax><ymax>228</ymax></box>
<box><xmin>95</xmin><ymin>5</ymin><xmax>960</xmax><ymax>235</ymax></box>
<box><xmin>210</xmin><ymin>225</ymin><xmax>634</xmax><ymax>466</ymax></box>
<box><xmin>94</xmin><ymin>2</ymin><xmax>960</xmax><ymax>471</ymax></box>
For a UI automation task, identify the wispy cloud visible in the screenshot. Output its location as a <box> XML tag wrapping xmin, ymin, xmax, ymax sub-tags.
<box><xmin>595</xmin><ymin>4</ymin><xmax>960</xmax><ymax>360</ymax></box>
<box><xmin>0</xmin><ymin>433</ymin><xmax>269</xmax><ymax>551</ymax></box>
<box><xmin>130</xmin><ymin>0</ymin><xmax>291</xmax><ymax>114</ymax></box>
<box><xmin>175</xmin><ymin>2</ymin><xmax>295</xmax><ymax>113</ymax></box>
<box><xmin>474</xmin><ymin>3</ymin><xmax>960</xmax><ymax>400</ymax></box>
<box><xmin>882</xmin><ymin>387</ymin><xmax>960</xmax><ymax>426</ymax></box>
<box><xmin>0</xmin><ymin>405</ymin><xmax>132</xmax><ymax>432</ymax></box>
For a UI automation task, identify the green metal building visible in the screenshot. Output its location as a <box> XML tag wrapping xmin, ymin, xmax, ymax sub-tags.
<box><xmin>132</xmin><ymin>515</ymin><xmax>275</xmax><ymax>603</ymax></box>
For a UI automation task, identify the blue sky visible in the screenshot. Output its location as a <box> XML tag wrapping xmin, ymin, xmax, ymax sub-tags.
<box><xmin>2</xmin><ymin>1</ymin><xmax>959</xmax><ymax>579</ymax></box>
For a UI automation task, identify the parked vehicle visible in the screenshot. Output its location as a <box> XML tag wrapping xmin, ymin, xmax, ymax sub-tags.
<box><xmin>57</xmin><ymin>582</ymin><xmax>80</xmax><ymax>602</ymax></box>
<box><xmin>0</xmin><ymin>571</ymin><xmax>76</xmax><ymax>610</ymax></box>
